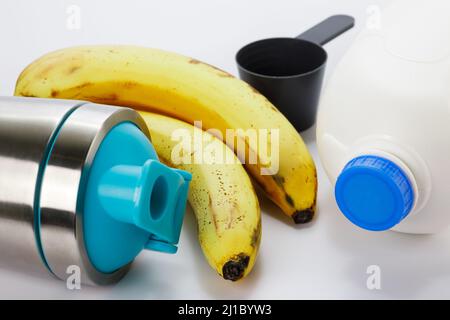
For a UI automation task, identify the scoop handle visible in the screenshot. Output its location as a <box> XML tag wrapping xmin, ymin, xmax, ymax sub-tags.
<box><xmin>296</xmin><ymin>15</ymin><xmax>355</xmax><ymax>46</ymax></box>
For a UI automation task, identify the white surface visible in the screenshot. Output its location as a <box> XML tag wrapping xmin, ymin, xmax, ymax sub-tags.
<box><xmin>1</xmin><ymin>0</ymin><xmax>450</xmax><ymax>299</ymax></box>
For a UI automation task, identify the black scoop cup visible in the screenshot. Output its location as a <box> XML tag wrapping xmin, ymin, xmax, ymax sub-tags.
<box><xmin>236</xmin><ymin>15</ymin><xmax>355</xmax><ymax>132</ymax></box>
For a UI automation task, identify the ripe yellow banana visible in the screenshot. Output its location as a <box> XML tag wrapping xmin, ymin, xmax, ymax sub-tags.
<box><xmin>15</xmin><ymin>45</ymin><xmax>317</xmax><ymax>223</ymax></box>
<box><xmin>140</xmin><ymin>112</ymin><xmax>261</xmax><ymax>281</ymax></box>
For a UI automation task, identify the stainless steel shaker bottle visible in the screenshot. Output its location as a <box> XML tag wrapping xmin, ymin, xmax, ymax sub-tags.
<box><xmin>0</xmin><ymin>96</ymin><xmax>191</xmax><ymax>285</ymax></box>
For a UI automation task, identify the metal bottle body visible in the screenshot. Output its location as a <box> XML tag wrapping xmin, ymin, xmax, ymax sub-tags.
<box><xmin>0</xmin><ymin>98</ymin><xmax>79</xmax><ymax>277</ymax></box>
<box><xmin>0</xmin><ymin>96</ymin><xmax>149</xmax><ymax>284</ymax></box>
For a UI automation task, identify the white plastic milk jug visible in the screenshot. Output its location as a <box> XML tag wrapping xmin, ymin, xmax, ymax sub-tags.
<box><xmin>316</xmin><ymin>0</ymin><xmax>450</xmax><ymax>234</ymax></box>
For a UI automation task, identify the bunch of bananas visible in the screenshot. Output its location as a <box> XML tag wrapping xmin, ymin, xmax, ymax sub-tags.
<box><xmin>15</xmin><ymin>46</ymin><xmax>317</xmax><ymax>281</ymax></box>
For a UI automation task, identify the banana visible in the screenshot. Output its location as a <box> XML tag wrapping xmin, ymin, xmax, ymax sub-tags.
<box><xmin>15</xmin><ymin>45</ymin><xmax>317</xmax><ymax>223</ymax></box>
<box><xmin>141</xmin><ymin>112</ymin><xmax>261</xmax><ymax>281</ymax></box>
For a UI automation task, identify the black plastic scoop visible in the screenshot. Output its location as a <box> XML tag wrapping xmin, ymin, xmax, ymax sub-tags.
<box><xmin>236</xmin><ymin>15</ymin><xmax>355</xmax><ymax>132</ymax></box>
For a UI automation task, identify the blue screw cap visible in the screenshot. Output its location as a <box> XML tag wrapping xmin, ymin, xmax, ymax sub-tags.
<box><xmin>335</xmin><ymin>155</ymin><xmax>414</xmax><ymax>231</ymax></box>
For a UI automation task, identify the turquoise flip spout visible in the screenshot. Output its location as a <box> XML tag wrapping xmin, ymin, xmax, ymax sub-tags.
<box><xmin>98</xmin><ymin>159</ymin><xmax>191</xmax><ymax>253</ymax></box>
<box><xmin>83</xmin><ymin>122</ymin><xmax>191</xmax><ymax>273</ymax></box>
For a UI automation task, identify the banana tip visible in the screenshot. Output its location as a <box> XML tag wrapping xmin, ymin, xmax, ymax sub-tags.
<box><xmin>222</xmin><ymin>254</ymin><xmax>250</xmax><ymax>281</ymax></box>
<box><xmin>292</xmin><ymin>209</ymin><xmax>315</xmax><ymax>224</ymax></box>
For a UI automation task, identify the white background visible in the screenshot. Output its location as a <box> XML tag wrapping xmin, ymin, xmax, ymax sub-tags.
<box><xmin>1</xmin><ymin>0</ymin><xmax>450</xmax><ymax>299</ymax></box>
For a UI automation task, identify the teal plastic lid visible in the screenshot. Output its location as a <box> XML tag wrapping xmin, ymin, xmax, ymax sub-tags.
<box><xmin>83</xmin><ymin>122</ymin><xmax>191</xmax><ymax>273</ymax></box>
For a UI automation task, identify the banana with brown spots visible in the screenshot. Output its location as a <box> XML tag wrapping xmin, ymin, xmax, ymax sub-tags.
<box><xmin>15</xmin><ymin>45</ymin><xmax>317</xmax><ymax>223</ymax></box>
<box><xmin>140</xmin><ymin>112</ymin><xmax>261</xmax><ymax>281</ymax></box>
